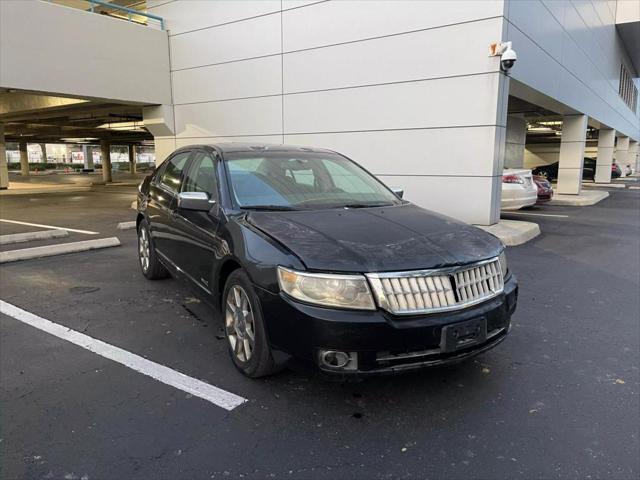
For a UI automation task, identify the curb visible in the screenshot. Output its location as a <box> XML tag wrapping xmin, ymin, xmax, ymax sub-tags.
<box><xmin>475</xmin><ymin>220</ymin><xmax>541</xmax><ymax>247</ymax></box>
<box><xmin>0</xmin><ymin>237</ymin><xmax>121</xmax><ymax>264</ymax></box>
<box><xmin>0</xmin><ymin>229</ymin><xmax>69</xmax><ymax>246</ymax></box>
<box><xmin>0</xmin><ymin>186</ymin><xmax>92</xmax><ymax>196</ymax></box>
<box><xmin>550</xmin><ymin>191</ymin><xmax>609</xmax><ymax>206</ymax></box>
<box><xmin>582</xmin><ymin>183</ymin><xmax>626</xmax><ymax>189</ymax></box>
<box><xmin>117</xmin><ymin>221</ymin><xmax>136</xmax><ymax>230</ymax></box>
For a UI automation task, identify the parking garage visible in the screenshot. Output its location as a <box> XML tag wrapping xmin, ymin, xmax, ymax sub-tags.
<box><xmin>1</xmin><ymin>1</ymin><xmax>639</xmax><ymax>479</ymax></box>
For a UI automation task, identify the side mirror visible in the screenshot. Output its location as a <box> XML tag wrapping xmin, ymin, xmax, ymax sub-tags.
<box><xmin>178</xmin><ymin>191</ymin><xmax>215</xmax><ymax>211</ymax></box>
<box><xmin>391</xmin><ymin>187</ymin><xmax>404</xmax><ymax>199</ymax></box>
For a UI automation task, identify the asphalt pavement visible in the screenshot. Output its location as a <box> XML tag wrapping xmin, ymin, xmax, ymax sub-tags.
<box><xmin>0</xmin><ymin>182</ymin><xmax>638</xmax><ymax>479</ymax></box>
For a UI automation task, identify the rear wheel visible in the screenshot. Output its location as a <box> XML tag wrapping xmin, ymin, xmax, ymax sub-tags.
<box><xmin>223</xmin><ymin>269</ymin><xmax>281</xmax><ymax>378</ymax></box>
<box><xmin>137</xmin><ymin>219</ymin><xmax>169</xmax><ymax>280</ymax></box>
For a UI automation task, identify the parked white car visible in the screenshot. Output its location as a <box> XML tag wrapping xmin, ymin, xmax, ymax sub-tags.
<box><xmin>501</xmin><ymin>169</ymin><xmax>538</xmax><ymax>210</ymax></box>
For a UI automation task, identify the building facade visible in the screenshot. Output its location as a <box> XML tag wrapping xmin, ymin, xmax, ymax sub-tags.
<box><xmin>145</xmin><ymin>0</ymin><xmax>639</xmax><ymax>225</ymax></box>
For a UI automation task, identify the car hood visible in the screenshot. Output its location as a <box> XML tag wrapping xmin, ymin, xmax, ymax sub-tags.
<box><xmin>244</xmin><ymin>204</ymin><xmax>503</xmax><ymax>272</ymax></box>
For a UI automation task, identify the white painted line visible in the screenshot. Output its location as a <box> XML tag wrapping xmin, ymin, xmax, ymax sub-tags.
<box><xmin>502</xmin><ymin>211</ymin><xmax>569</xmax><ymax>218</ymax></box>
<box><xmin>130</xmin><ymin>200</ymin><xmax>137</xmax><ymax>211</ymax></box>
<box><xmin>0</xmin><ymin>219</ymin><xmax>98</xmax><ymax>235</ymax></box>
<box><xmin>117</xmin><ymin>221</ymin><xmax>136</xmax><ymax>230</ymax></box>
<box><xmin>0</xmin><ymin>229</ymin><xmax>69</xmax><ymax>245</ymax></box>
<box><xmin>0</xmin><ymin>237</ymin><xmax>121</xmax><ymax>263</ymax></box>
<box><xmin>629</xmin><ymin>186</ymin><xmax>640</xmax><ymax>190</ymax></box>
<box><xmin>0</xmin><ymin>300</ymin><xmax>247</xmax><ymax>411</ymax></box>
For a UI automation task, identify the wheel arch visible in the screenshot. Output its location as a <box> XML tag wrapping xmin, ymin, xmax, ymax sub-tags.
<box><xmin>215</xmin><ymin>257</ymin><xmax>244</xmax><ymax>307</ymax></box>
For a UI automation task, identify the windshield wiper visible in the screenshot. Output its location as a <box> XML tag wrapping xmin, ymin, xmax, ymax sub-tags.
<box><xmin>240</xmin><ymin>205</ymin><xmax>300</xmax><ymax>211</ymax></box>
<box><xmin>340</xmin><ymin>203</ymin><xmax>394</xmax><ymax>209</ymax></box>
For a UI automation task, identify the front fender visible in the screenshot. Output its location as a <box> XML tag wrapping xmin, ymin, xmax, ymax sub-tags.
<box><xmin>210</xmin><ymin>216</ymin><xmax>305</xmax><ymax>302</ymax></box>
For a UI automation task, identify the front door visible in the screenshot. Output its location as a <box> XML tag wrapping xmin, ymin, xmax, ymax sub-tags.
<box><xmin>171</xmin><ymin>150</ymin><xmax>222</xmax><ymax>294</ymax></box>
<box><xmin>147</xmin><ymin>150</ymin><xmax>191</xmax><ymax>258</ymax></box>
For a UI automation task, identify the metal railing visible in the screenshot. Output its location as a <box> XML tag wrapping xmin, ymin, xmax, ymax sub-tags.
<box><xmin>46</xmin><ymin>0</ymin><xmax>164</xmax><ymax>30</ymax></box>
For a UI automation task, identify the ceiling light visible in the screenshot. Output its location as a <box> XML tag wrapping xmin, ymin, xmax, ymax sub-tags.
<box><xmin>97</xmin><ymin>121</ymin><xmax>145</xmax><ymax>131</ymax></box>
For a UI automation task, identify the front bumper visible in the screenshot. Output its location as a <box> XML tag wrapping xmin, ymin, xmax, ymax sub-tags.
<box><xmin>256</xmin><ymin>274</ymin><xmax>518</xmax><ymax>375</ymax></box>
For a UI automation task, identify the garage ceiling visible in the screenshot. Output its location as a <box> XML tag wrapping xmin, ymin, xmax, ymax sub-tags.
<box><xmin>0</xmin><ymin>91</ymin><xmax>152</xmax><ymax>144</ymax></box>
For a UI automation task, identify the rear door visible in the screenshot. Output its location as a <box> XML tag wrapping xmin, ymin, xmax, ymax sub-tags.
<box><xmin>170</xmin><ymin>150</ymin><xmax>223</xmax><ymax>294</ymax></box>
<box><xmin>146</xmin><ymin>150</ymin><xmax>191</xmax><ymax>259</ymax></box>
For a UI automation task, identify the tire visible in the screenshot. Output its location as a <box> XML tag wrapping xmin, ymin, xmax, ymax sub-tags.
<box><xmin>137</xmin><ymin>219</ymin><xmax>169</xmax><ymax>280</ymax></box>
<box><xmin>222</xmin><ymin>269</ymin><xmax>281</xmax><ymax>378</ymax></box>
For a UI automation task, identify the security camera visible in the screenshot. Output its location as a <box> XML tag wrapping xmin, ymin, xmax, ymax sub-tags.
<box><xmin>500</xmin><ymin>45</ymin><xmax>517</xmax><ymax>72</ymax></box>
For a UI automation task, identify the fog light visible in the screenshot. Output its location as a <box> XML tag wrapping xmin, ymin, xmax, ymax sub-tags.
<box><xmin>318</xmin><ymin>350</ymin><xmax>358</xmax><ymax>370</ymax></box>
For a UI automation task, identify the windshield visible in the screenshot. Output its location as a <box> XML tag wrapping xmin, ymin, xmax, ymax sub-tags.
<box><xmin>224</xmin><ymin>151</ymin><xmax>402</xmax><ymax>210</ymax></box>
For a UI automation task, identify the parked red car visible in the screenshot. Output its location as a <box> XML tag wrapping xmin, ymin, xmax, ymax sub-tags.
<box><xmin>533</xmin><ymin>175</ymin><xmax>553</xmax><ymax>203</ymax></box>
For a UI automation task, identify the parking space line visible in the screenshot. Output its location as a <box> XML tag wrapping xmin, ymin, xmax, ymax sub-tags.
<box><xmin>0</xmin><ymin>300</ymin><xmax>247</xmax><ymax>411</ymax></box>
<box><xmin>502</xmin><ymin>212</ymin><xmax>569</xmax><ymax>218</ymax></box>
<box><xmin>0</xmin><ymin>219</ymin><xmax>99</xmax><ymax>235</ymax></box>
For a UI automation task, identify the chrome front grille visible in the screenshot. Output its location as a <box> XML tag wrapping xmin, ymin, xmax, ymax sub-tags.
<box><xmin>366</xmin><ymin>258</ymin><xmax>504</xmax><ymax>315</ymax></box>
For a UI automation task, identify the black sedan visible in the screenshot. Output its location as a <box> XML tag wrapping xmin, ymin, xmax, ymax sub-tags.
<box><xmin>136</xmin><ymin>144</ymin><xmax>517</xmax><ymax>377</ymax></box>
<box><xmin>532</xmin><ymin>157</ymin><xmax>621</xmax><ymax>181</ymax></box>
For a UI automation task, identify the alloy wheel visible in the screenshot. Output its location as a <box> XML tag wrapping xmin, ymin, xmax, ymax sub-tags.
<box><xmin>225</xmin><ymin>285</ymin><xmax>255</xmax><ymax>363</ymax></box>
<box><xmin>138</xmin><ymin>227</ymin><xmax>150</xmax><ymax>272</ymax></box>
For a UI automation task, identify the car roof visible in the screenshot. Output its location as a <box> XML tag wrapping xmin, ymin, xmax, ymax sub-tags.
<box><xmin>179</xmin><ymin>142</ymin><xmax>338</xmax><ymax>155</ymax></box>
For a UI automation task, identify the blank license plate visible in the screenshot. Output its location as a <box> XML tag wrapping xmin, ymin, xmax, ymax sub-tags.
<box><xmin>440</xmin><ymin>318</ymin><xmax>487</xmax><ymax>352</ymax></box>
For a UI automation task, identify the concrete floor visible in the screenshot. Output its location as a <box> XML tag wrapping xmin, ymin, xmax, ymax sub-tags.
<box><xmin>0</xmin><ymin>183</ymin><xmax>638</xmax><ymax>479</ymax></box>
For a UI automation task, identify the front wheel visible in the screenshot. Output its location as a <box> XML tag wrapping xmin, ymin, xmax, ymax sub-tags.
<box><xmin>223</xmin><ymin>269</ymin><xmax>281</xmax><ymax>378</ymax></box>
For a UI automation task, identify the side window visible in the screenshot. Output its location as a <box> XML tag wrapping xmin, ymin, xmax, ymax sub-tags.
<box><xmin>181</xmin><ymin>152</ymin><xmax>218</xmax><ymax>199</ymax></box>
<box><xmin>159</xmin><ymin>152</ymin><xmax>190</xmax><ymax>193</ymax></box>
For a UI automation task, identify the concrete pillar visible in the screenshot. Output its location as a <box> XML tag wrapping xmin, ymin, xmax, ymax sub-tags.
<box><xmin>594</xmin><ymin>129</ymin><xmax>615</xmax><ymax>183</ymax></box>
<box><xmin>19</xmin><ymin>141</ymin><xmax>29</xmax><ymax>176</ymax></box>
<box><xmin>504</xmin><ymin>115</ymin><xmax>527</xmax><ymax>169</ymax></box>
<box><xmin>616</xmin><ymin>136</ymin><xmax>629</xmax><ymax>177</ymax></box>
<box><xmin>629</xmin><ymin>140</ymin><xmax>639</xmax><ymax>173</ymax></box>
<box><xmin>557</xmin><ymin>114</ymin><xmax>587</xmax><ymax>195</ymax></box>
<box><xmin>40</xmin><ymin>143</ymin><xmax>48</xmax><ymax>163</ymax></box>
<box><xmin>83</xmin><ymin>145</ymin><xmax>94</xmax><ymax>170</ymax></box>
<box><xmin>0</xmin><ymin>125</ymin><xmax>8</xmax><ymax>189</ymax></box>
<box><xmin>129</xmin><ymin>144</ymin><xmax>137</xmax><ymax>174</ymax></box>
<box><xmin>101</xmin><ymin>139</ymin><xmax>112</xmax><ymax>183</ymax></box>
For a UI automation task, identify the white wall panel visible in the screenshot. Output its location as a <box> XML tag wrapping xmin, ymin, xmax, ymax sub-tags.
<box><xmin>507</xmin><ymin>1</ymin><xmax>564</xmax><ymax>59</ymax></box>
<box><xmin>282</xmin><ymin>0</ymin><xmax>503</xmax><ymax>52</ymax></box>
<box><xmin>154</xmin><ymin>136</ymin><xmax>177</xmax><ymax>165</ymax></box>
<box><xmin>283</xmin><ymin>18</ymin><xmax>502</xmax><ymax>93</ymax></box>
<box><xmin>152</xmin><ymin>1</ymin><xmax>280</xmax><ymax>36</ymax></box>
<box><xmin>170</xmin><ymin>14</ymin><xmax>281</xmax><ymax>71</ymax></box>
<box><xmin>284</xmin><ymin>127</ymin><xmax>502</xmax><ymax>177</ymax></box>
<box><xmin>284</xmin><ymin>74</ymin><xmax>502</xmax><ymax>134</ymax></box>
<box><xmin>375</xmin><ymin>175</ymin><xmax>498</xmax><ymax>225</ymax></box>
<box><xmin>172</xmin><ymin>56</ymin><xmax>282</xmax><ymax>104</ymax></box>
<box><xmin>174</xmin><ymin>96</ymin><xmax>282</xmax><ymax>138</ymax></box>
<box><xmin>282</xmin><ymin>1</ymin><xmax>325</xmax><ymax>9</ymax></box>
<box><xmin>175</xmin><ymin>136</ymin><xmax>282</xmax><ymax>149</ymax></box>
<box><xmin>0</xmin><ymin>0</ymin><xmax>171</xmax><ymax>105</ymax></box>
<box><xmin>591</xmin><ymin>0</ymin><xmax>613</xmax><ymax>23</ymax></box>
<box><xmin>541</xmin><ymin>0</ymin><xmax>566</xmax><ymax>24</ymax></box>
<box><xmin>146</xmin><ymin>0</ymin><xmax>175</xmax><ymax>10</ymax></box>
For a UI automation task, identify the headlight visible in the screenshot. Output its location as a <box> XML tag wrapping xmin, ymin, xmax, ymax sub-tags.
<box><xmin>498</xmin><ymin>251</ymin><xmax>508</xmax><ymax>278</ymax></box>
<box><xmin>277</xmin><ymin>267</ymin><xmax>375</xmax><ymax>310</ymax></box>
